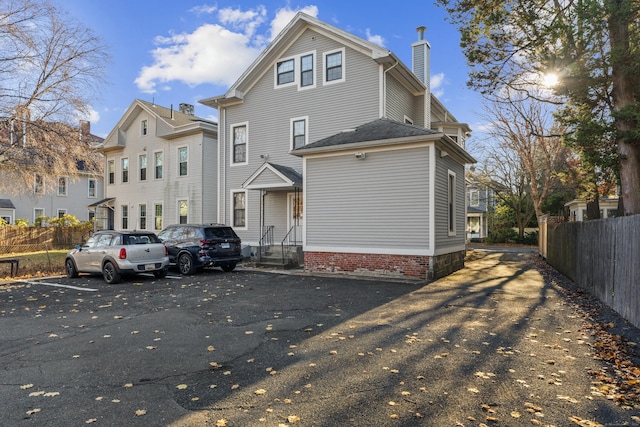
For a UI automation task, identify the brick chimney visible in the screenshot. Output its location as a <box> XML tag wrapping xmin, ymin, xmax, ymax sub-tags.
<box><xmin>412</xmin><ymin>26</ymin><xmax>431</xmax><ymax>128</ymax></box>
<box><xmin>80</xmin><ymin>120</ymin><xmax>91</xmax><ymax>140</ymax></box>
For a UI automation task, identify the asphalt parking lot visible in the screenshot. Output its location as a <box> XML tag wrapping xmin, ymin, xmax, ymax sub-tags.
<box><xmin>2</xmin><ymin>250</ymin><xmax>640</xmax><ymax>426</ymax></box>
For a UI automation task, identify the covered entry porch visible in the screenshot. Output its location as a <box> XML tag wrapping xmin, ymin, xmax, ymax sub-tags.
<box><xmin>242</xmin><ymin>162</ymin><xmax>303</xmax><ymax>268</ymax></box>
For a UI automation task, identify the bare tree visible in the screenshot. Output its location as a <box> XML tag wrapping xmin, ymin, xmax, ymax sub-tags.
<box><xmin>0</xmin><ymin>0</ymin><xmax>109</xmax><ymax>194</ymax></box>
<box><xmin>479</xmin><ymin>91</ymin><xmax>571</xmax><ymax>236</ymax></box>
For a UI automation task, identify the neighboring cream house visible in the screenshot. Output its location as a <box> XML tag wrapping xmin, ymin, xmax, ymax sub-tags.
<box><xmin>565</xmin><ymin>197</ymin><xmax>619</xmax><ymax>221</ymax></box>
<box><xmin>0</xmin><ymin>121</ymin><xmax>104</xmax><ymax>225</ymax></box>
<box><xmin>96</xmin><ymin>100</ymin><xmax>217</xmax><ymax>231</ymax></box>
<box><xmin>466</xmin><ymin>176</ymin><xmax>498</xmax><ymax>241</ymax></box>
<box><xmin>200</xmin><ymin>13</ymin><xmax>475</xmax><ymax>279</ymax></box>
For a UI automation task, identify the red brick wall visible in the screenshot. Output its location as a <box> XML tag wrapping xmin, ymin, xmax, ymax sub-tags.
<box><xmin>304</xmin><ymin>251</ymin><xmax>430</xmax><ymax>278</ymax></box>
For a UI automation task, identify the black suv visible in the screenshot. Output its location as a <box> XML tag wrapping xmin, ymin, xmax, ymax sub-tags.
<box><xmin>157</xmin><ymin>224</ymin><xmax>242</xmax><ymax>275</ymax></box>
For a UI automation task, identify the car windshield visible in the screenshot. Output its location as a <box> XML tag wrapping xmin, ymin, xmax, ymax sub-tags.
<box><xmin>204</xmin><ymin>227</ymin><xmax>236</xmax><ymax>239</ymax></box>
<box><xmin>123</xmin><ymin>234</ymin><xmax>161</xmax><ymax>244</ymax></box>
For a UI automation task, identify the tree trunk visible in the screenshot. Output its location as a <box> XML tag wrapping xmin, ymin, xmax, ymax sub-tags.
<box><xmin>608</xmin><ymin>0</ymin><xmax>640</xmax><ymax>215</ymax></box>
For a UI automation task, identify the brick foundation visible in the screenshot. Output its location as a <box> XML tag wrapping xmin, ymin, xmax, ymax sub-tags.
<box><xmin>304</xmin><ymin>250</ymin><xmax>466</xmax><ymax>280</ymax></box>
<box><xmin>304</xmin><ymin>251</ymin><xmax>430</xmax><ymax>279</ymax></box>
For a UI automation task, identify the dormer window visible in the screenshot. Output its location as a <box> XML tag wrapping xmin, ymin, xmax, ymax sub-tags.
<box><xmin>277</xmin><ymin>59</ymin><xmax>295</xmax><ymax>85</ymax></box>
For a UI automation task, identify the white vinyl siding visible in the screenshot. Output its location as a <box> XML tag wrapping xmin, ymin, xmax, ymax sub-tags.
<box><xmin>305</xmin><ymin>147</ymin><xmax>431</xmax><ymax>252</ymax></box>
<box><xmin>434</xmin><ymin>150</ymin><xmax>466</xmax><ymax>249</ymax></box>
<box><xmin>386</xmin><ymin>76</ymin><xmax>419</xmax><ymax>124</ymax></box>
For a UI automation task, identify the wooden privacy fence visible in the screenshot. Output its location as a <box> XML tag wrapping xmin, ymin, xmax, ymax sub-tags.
<box><xmin>0</xmin><ymin>226</ymin><xmax>93</xmax><ymax>254</ymax></box>
<box><xmin>543</xmin><ymin>215</ymin><xmax>640</xmax><ymax>328</ymax></box>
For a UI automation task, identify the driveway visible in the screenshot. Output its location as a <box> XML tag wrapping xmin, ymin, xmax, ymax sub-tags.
<box><xmin>1</xmin><ymin>249</ymin><xmax>639</xmax><ymax>426</ymax></box>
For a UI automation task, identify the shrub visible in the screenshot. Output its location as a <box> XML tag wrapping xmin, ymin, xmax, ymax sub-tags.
<box><xmin>15</xmin><ymin>218</ymin><xmax>29</xmax><ymax>227</ymax></box>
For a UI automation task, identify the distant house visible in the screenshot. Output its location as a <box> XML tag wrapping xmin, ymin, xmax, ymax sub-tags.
<box><xmin>466</xmin><ymin>176</ymin><xmax>498</xmax><ymax>241</ymax></box>
<box><xmin>95</xmin><ymin>100</ymin><xmax>217</xmax><ymax>231</ymax></box>
<box><xmin>565</xmin><ymin>197</ymin><xmax>619</xmax><ymax>221</ymax></box>
<box><xmin>0</xmin><ymin>121</ymin><xmax>104</xmax><ymax>224</ymax></box>
<box><xmin>200</xmin><ymin>13</ymin><xmax>475</xmax><ymax>279</ymax></box>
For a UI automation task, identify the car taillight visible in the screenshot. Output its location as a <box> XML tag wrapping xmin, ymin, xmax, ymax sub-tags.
<box><xmin>200</xmin><ymin>239</ymin><xmax>208</xmax><ymax>246</ymax></box>
<box><xmin>119</xmin><ymin>248</ymin><xmax>127</xmax><ymax>259</ymax></box>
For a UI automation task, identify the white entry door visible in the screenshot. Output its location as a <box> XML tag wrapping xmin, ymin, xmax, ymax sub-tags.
<box><xmin>287</xmin><ymin>192</ymin><xmax>303</xmax><ymax>244</ymax></box>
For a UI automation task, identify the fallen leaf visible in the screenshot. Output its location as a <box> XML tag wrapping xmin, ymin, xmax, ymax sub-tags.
<box><xmin>215</xmin><ymin>420</ymin><xmax>228</xmax><ymax>427</ymax></box>
<box><xmin>287</xmin><ymin>415</ymin><xmax>301</xmax><ymax>423</ymax></box>
<box><xmin>207</xmin><ymin>345</ymin><xmax>215</xmax><ymax>352</ymax></box>
<box><xmin>26</xmin><ymin>408</ymin><xmax>41</xmax><ymax>415</ymax></box>
<box><xmin>20</xmin><ymin>384</ymin><xmax>34</xmax><ymax>390</ymax></box>
<box><xmin>176</xmin><ymin>384</ymin><xmax>188</xmax><ymax>390</ymax></box>
<box><xmin>85</xmin><ymin>418</ymin><xmax>97</xmax><ymax>424</ymax></box>
<box><xmin>135</xmin><ymin>409</ymin><xmax>147</xmax><ymax>416</ymax></box>
<box><xmin>255</xmin><ymin>389</ymin><xmax>267</xmax><ymax>395</ymax></box>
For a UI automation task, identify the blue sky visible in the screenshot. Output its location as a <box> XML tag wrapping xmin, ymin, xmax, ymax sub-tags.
<box><xmin>54</xmin><ymin>0</ymin><xmax>484</xmax><ymax>152</ymax></box>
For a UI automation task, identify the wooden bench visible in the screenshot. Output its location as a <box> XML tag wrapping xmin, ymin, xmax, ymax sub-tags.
<box><xmin>0</xmin><ymin>259</ymin><xmax>20</xmax><ymax>277</ymax></box>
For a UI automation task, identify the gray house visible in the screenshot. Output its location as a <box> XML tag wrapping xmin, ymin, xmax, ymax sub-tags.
<box><xmin>201</xmin><ymin>12</ymin><xmax>475</xmax><ymax>279</ymax></box>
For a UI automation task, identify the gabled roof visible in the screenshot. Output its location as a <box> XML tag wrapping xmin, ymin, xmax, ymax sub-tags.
<box><xmin>200</xmin><ymin>12</ymin><xmax>425</xmax><ymax>107</ymax></box>
<box><xmin>99</xmin><ymin>99</ymin><xmax>217</xmax><ymax>152</ymax></box>
<box><xmin>0</xmin><ymin>199</ymin><xmax>16</xmax><ymax>209</ymax></box>
<box><xmin>242</xmin><ymin>162</ymin><xmax>302</xmax><ymax>190</ymax></box>
<box><xmin>291</xmin><ymin>118</ymin><xmax>476</xmax><ymax>164</ymax></box>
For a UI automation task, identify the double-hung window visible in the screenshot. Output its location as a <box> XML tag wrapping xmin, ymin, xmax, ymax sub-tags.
<box><xmin>178</xmin><ymin>147</ymin><xmax>188</xmax><ymax>176</ymax></box>
<box><xmin>154</xmin><ymin>151</ymin><xmax>163</xmax><ymax>179</ymax></box>
<box><xmin>154</xmin><ymin>203</ymin><xmax>163</xmax><ymax>230</ymax></box>
<box><xmin>121</xmin><ymin>158</ymin><xmax>129</xmax><ymax>183</ymax></box>
<box><xmin>232</xmin><ymin>124</ymin><xmax>247</xmax><ymax>164</ymax></box>
<box><xmin>291</xmin><ymin>117</ymin><xmax>307</xmax><ymax>149</ymax></box>
<box><xmin>121</xmin><ymin>205</ymin><xmax>128</xmax><ymax>229</ymax></box>
<box><xmin>232</xmin><ymin>191</ymin><xmax>246</xmax><ymax>228</ymax></box>
<box><xmin>469</xmin><ymin>189</ymin><xmax>479</xmax><ymax>207</ymax></box>
<box><xmin>139</xmin><ymin>154</ymin><xmax>147</xmax><ymax>181</ymax></box>
<box><xmin>300</xmin><ymin>54</ymin><xmax>313</xmax><ymax>87</ymax></box>
<box><xmin>277</xmin><ymin>58</ymin><xmax>295</xmax><ymax>85</ymax></box>
<box><xmin>88</xmin><ymin>179</ymin><xmax>96</xmax><ymax>198</ymax></box>
<box><xmin>139</xmin><ymin>204</ymin><xmax>147</xmax><ymax>229</ymax></box>
<box><xmin>178</xmin><ymin>200</ymin><xmax>188</xmax><ymax>224</ymax></box>
<box><xmin>108</xmin><ymin>160</ymin><xmax>115</xmax><ymax>184</ymax></box>
<box><xmin>448</xmin><ymin>171</ymin><xmax>457</xmax><ymax>235</ymax></box>
<box><xmin>141</xmin><ymin>120</ymin><xmax>148</xmax><ymax>136</ymax></box>
<box><xmin>325</xmin><ymin>49</ymin><xmax>344</xmax><ymax>83</ymax></box>
<box><xmin>57</xmin><ymin>177</ymin><xmax>67</xmax><ymax>196</ymax></box>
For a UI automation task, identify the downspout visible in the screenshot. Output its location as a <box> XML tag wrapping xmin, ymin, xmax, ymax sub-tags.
<box><xmin>382</xmin><ymin>59</ymin><xmax>399</xmax><ymax>118</ymax></box>
<box><xmin>218</xmin><ymin>106</ymin><xmax>226</xmax><ymax>224</ymax></box>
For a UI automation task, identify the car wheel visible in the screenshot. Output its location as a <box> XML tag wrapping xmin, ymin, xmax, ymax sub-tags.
<box><xmin>65</xmin><ymin>258</ymin><xmax>79</xmax><ymax>278</ymax></box>
<box><xmin>154</xmin><ymin>267</ymin><xmax>167</xmax><ymax>279</ymax></box>
<box><xmin>102</xmin><ymin>261</ymin><xmax>121</xmax><ymax>284</ymax></box>
<box><xmin>221</xmin><ymin>263</ymin><xmax>236</xmax><ymax>272</ymax></box>
<box><xmin>178</xmin><ymin>253</ymin><xmax>196</xmax><ymax>275</ymax></box>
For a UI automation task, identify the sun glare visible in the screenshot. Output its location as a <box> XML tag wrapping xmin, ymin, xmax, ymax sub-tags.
<box><xmin>542</xmin><ymin>73</ymin><xmax>559</xmax><ymax>87</ymax></box>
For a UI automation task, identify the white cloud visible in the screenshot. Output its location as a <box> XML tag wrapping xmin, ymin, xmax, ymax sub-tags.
<box><xmin>365</xmin><ymin>29</ymin><xmax>385</xmax><ymax>47</ymax></box>
<box><xmin>270</xmin><ymin>6</ymin><xmax>319</xmax><ymax>41</ymax></box>
<box><xmin>135</xmin><ymin>5</ymin><xmax>319</xmax><ymax>94</ymax></box>
<box><xmin>430</xmin><ymin>72</ymin><xmax>446</xmax><ymax>97</ymax></box>
<box><xmin>189</xmin><ymin>4</ymin><xmax>217</xmax><ymax>16</ymax></box>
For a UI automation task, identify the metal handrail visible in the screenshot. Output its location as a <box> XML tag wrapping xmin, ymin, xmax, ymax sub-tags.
<box><xmin>280</xmin><ymin>225</ymin><xmax>302</xmax><ymax>265</ymax></box>
<box><xmin>258</xmin><ymin>225</ymin><xmax>274</xmax><ymax>260</ymax></box>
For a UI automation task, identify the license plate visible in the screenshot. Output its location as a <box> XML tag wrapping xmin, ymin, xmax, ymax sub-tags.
<box><xmin>220</xmin><ymin>243</ymin><xmax>230</xmax><ymax>249</ymax></box>
<box><xmin>145</xmin><ymin>264</ymin><xmax>155</xmax><ymax>271</ymax></box>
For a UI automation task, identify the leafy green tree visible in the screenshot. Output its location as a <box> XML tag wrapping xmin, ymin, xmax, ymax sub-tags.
<box><xmin>437</xmin><ymin>0</ymin><xmax>640</xmax><ymax>215</ymax></box>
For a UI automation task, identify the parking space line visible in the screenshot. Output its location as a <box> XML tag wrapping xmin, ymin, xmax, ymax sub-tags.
<box><xmin>21</xmin><ymin>281</ymin><xmax>99</xmax><ymax>292</ymax></box>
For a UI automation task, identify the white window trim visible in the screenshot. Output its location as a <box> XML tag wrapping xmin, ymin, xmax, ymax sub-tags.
<box><xmin>121</xmin><ymin>205</ymin><xmax>129</xmax><ymax>230</ymax></box>
<box><xmin>177</xmin><ymin>146</ymin><xmax>189</xmax><ymax>177</ymax></box>
<box><xmin>141</xmin><ymin>119</ymin><xmax>148</xmax><ymax>136</ymax></box>
<box><xmin>107</xmin><ymin>159</ymin><xmax>115</xmax><ymax>185</ymax></box>
<box><xmin>88</xmin><ymin>178</ymin><xmax>97</xmax><ymax>198</ymax></box>
<box><xmin>469</xmin><ymin>189</ymin><xmax>480</xmax><ymax>207</ymax></box>
<box><xmin>33</xmin><ymin>208</ymin><xmax>45</xmax><ymax>223</ymax></box>
<box><xmin>138</xmin><ymin>203</ymin><xmax>147</xmax><ymax>230</ymax></box>
<box><xmin>57</xmin><ymin>176</ymin><xmax>68</xmax><ymax>197</ymax></box>
<box><xmin>448</xmin><ymin>170</ymin><xmax>457</xmax><ymax>237</ymax></box>
<box><xmin>290</xmin><ymin>116</ymin><xmax>309</xmax><ymax>150</ymax></box>
<box><xmin>138</xmin><ymin>153</ymin><xmax>148</xmax><ymax>182</ymax></box>
<box><xmin>177</xmin><ymin>199</ymin><xmax>189</xmax><ymax>224</ymax></box>
<box><xmin>323</xmin><ymin>47</ymin><xmax>345</xmax><ymax>85</ymax></box>
<box><xmin>57</xmin><ymin>209</ymin><xmax>67</xmax><ymax>219</ymax></box>
<box><xmin>153</xmin><ymin>202</ymin><xmax>163</xmax><ymax>231</ymax></box>
<box><xmin>230</xmin><ymin>122</ymin><xmax>249</xmax><ymax>166</ymax></box>
<box><xmin>153</xmin><ymin>150</ymin><xmax>164</xmax><ymax>180</ymax></box>
<box><xmin>274</xmin><ymin>51</ymin><xmax>317</xmax><ymax>91</ymax></box>
<box><xmin>274</xmin><ymin>56</ymin><xmax>297</xmax><ymax>89</ymax></box>
<box><xmin>230</xmin><ymin>189</ymin><xmax>248</xmax><ymax>230</ymax></box>
<box><xmin>121</xmin><ymin>157</ymin><xmax>129</xmax><ymax>183</ymax></box>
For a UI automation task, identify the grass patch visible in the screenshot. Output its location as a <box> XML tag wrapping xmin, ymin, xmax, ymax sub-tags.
<box><xmin>0</xmin><ymin>250</ymin><xmax>67</xmax><ymax>280</ymax></box>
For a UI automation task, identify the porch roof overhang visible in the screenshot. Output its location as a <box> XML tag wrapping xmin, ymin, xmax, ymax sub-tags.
<box><xmin>88</xmin><ymin>197</ymin><xmax>115</xmax><ymax>210</ymax></box>
<box><xmin>242</xmin><ymin>162</ymin><xmax>302</xmax><ymax>191</ymax></box>
<box><xmin>0</xmin><ymin>199</ymin><xmax>16</xmax><ymax>210</ymax></box>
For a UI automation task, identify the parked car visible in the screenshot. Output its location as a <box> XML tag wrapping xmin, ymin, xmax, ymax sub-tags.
<box><xmin>157</xmin><ymin>224</ymin><xmax>242</xmax><ymax>275</ymax></box>
<box><xmin>65</xmin><ymin>230</ymin><xmax>169</xmax><ymax>284</ymax></box>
